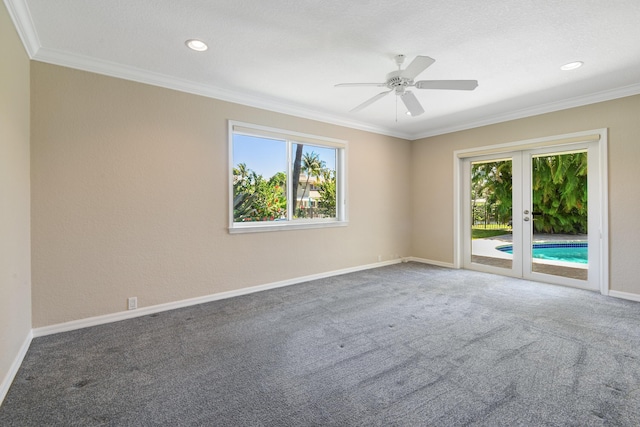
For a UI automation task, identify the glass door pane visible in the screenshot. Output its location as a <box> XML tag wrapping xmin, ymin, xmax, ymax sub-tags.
<box><xmin>462</xmin><ymin>139</ymin><xmax>600</xmax><ymax>291</ymax></box>
<box><xmin>470</xmin><ymin>158</ymin><xmax>514</xmax><ymax>270</ymax></box>
<box><xmin>529</xmin><ymin>151</ymin><xmax>588</xmax><ymax>281</ymax></box>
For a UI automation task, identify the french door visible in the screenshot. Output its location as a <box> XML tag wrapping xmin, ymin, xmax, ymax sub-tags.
<box><xmin>461</xmin><ymin>140</ymin><xmax>602</xmax><ymax>291</ymax></box>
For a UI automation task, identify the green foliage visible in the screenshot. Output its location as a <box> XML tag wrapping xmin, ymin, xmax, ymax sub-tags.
<box><xmin>531</xmin><ymin>152</ymin><xmax>588</xmax><ymax>234</ymax></box>
<box><xmin>233</xmin><ymin>192</ymin><xmax>257</xmax><ymax>221</ymax></box>
<box><xmin>296</xmin><ymin>151</ymin><xmax>326</xmax><ymax>218</ymax></box>
<box><xmin>317</xmin><ymin>169</ymin><xmax>337</xmax><ymax>217</ymax></box>
<box><xmin>233</xmin><ymin>163</ymin><xmax>286</xmax><ymax>222</ymax></box>
<box><xmin>471</xmin><ymin>160</ymin><xmax>513</xmax><ymax>225</ymax></box>
<box><xmin>471</xmin><ymin>228</ymin><xmax>511</xmax><ymax>239</ymax></box>
<box><xmin>471</xmin><ymin>152</ymin><xmax>588</xmax><ymax>235</ymax></box>
<box><xmin>234</xmin><ymin>156</ymin><xmax>337</xmax><ymax>222</ymax></box>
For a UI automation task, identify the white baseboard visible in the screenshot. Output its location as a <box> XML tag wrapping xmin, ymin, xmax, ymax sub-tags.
<box><xmin>0</xmin><ymin>330</ymin><xmax>33</xmax><ymax>406</ymax></box>
<box><xmin>33</xmin><ymin>259</ymin><xmax>402</xmax><ymax>338</ymax></box>
<box><xmin>608</xmin><ymin>290</ymin><xmax>640</xmax><ymax>303</ymax></box>
<box><xmin>405</xmin><ymin>257</ymin><xmax>455</xmax><ymax>269</ymax></box>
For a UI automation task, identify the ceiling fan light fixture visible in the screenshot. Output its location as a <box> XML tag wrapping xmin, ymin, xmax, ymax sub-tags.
<box><xmin>185</xmin><ymin>39</ymin><xmax>208</xmax><ymax>52</ymax></box>
<box><xmin>560</xmin><ymin>61</ymin><xmax>583</xmax><ymax>71</ymax></box>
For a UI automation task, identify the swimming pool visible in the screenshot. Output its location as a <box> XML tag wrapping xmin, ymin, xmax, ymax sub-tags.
<box><xmin>496</xmin><ymin>242</ymin><xmax>588</xmax><ymax>264</ymax></box>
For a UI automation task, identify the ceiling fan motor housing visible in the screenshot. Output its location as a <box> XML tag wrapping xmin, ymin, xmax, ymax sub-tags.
<box><xmin>386</xmin><ymin>70</ymin><xmax>412</xmax><ymax>94</ymax></box>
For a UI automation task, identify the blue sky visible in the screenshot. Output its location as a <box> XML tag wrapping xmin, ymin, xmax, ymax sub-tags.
<box><xmin>233</xmin><ymin>134</ymin><xmax>336</xmax><ymax>179</ymax></box>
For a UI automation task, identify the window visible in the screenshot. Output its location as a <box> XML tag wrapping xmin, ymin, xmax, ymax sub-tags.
<box><xmin>229</xmin><ymin>121</ymin><xmax>347</xmax><ymax>233</ymax></box>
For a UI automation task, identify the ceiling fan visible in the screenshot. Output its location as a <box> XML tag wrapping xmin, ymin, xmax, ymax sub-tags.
<box><xmin>335</xmin><ymin>55</ymin><xmax>478</xmax><ymax>117</ymax></box>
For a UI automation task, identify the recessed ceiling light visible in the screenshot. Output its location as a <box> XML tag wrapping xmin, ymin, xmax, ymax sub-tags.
<box><xmin>561</xmin><ymin>61</ymin><xmax>583</xmax><ymax>71</ymax></box>
<box><xmin>185</xmin><ymin>39</ymin><xmax>208</xmax><ymax>52</ymax></box>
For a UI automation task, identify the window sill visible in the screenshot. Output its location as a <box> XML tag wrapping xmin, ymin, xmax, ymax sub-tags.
<box><xmin>229</xmin><ymin>220</ymin><xmax>348</xmax><ymax>234</ymax></box>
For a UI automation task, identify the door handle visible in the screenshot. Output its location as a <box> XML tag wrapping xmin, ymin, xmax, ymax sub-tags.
<box><xmin>523</xmin><ymin>210</ymin><xmax>530</xmax><ymax>215</ymax></box>
<box><xmin>524</xmin><ymin>217</ymin><xmax>530</xmax><ymax>221</ymax></box>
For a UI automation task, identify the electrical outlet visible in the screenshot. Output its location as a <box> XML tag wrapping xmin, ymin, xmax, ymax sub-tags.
<box><xmin>127</xmin><ymin>297</ymin><xmax>137</xmax><ymax>310</ymax></box>
<box><xmin>377</xmin><ymin>255</ymin><xmax>382</xmax><ymax>262</ymax></box>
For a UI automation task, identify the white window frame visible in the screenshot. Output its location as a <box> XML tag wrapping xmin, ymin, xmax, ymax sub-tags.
<box><xmin>229</xmin><ymin>120</ymin><xmax>348</xmax><ymax>234</ymax></box>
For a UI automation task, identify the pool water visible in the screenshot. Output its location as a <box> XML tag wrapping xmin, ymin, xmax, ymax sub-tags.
<box><xmin>497</xmin><ymin>242</ymin><xmax>588</xmax><ymax>264</ymax></box>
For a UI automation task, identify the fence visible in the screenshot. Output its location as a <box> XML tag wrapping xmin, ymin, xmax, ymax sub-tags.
<box><xmin>472</xmin><ymin>222</ymin><xmax>512</xmax><ymax>230</ymax></box>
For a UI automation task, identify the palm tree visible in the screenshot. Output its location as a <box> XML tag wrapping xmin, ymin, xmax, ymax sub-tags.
<box><xmin>298</xmin><ymin>151</ymin><xmax>325</xmax><ymax>215</ymax></box>
<box><xmin>317</xmin><ymin>169</ymin><xmax>337</xmax><ymax>217</ymax></box>
<box><xmin>471</xmin><ymin>160</ymin><xmax>512</xmax><ymax>226</ymax></box>
<box><xmin>532</xmin><ymin>152</ymin><xmax>587</xmax><ymax>234</ymax></box>
<box><xmin>233</xmin><ymin>162</ymin><xmax>250</xmax><ymax>185</ymax></box>
<box><xmin>292</xmin><ymin>144</ymin><xmax>304</xmax><ymax>211</ymax></box>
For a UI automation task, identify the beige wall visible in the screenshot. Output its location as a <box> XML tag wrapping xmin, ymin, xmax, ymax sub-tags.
<box><xmin>12</xmin><ymin>17</ymin><xmax>640</xmax><ymax>331</ymax></box>
<box><xmin>411</xmin><ymin>95</ymin><xmax>640</xmax><ymax>295</ymax></box>
<box><xmin>0</xmin><ymin>2</ymin><xmax>31</xmax><ymax>393</ymax></box>
<box><xmin>30</xmin><ymin>62</ymin><xmax>412</xmax><ymax>327</ymax></box>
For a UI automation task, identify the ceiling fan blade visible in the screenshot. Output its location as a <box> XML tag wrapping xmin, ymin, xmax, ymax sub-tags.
<box><xmin>335</xmin><ymin>82</ymin><xmax>387</xmax><ymax>87</ymax></box>
<box><xmin>350</xmin><ymin>89</ymin><xmax>393</xmax><ymax>112</ymax></box>
<box><xmin>400</xmin><ymin>91</ymin><xmax>425</xmax><ymax>117</ymax></box>
<box><xmin>403</xmin><ymin>56</ymin><xmax>435</xmax><ymax>80</ymax></box>
<box><xmin>414</xmin><ymin>80</ymin><xmax>479</xmax><ymax>90</ymax></box>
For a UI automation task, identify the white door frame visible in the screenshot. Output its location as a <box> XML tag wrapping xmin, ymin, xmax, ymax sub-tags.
<box><xmin>453</xmin><ymin>129</ymin><xmax>609</xmax><ymax>295</ymax></box>
<box><xmin>460</xmin><ymin>152</ymin><xmax>523</xmax><ymax>278</ymax></box>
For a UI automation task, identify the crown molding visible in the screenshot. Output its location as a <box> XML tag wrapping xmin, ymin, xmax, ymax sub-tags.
<box><xmin>411</xmin><ymin>82</ymin><xmax>640</xmax><ymax>140</ymax></box>
<box><xmin>4</xmin><ymin>0</ymin><xmax>411</xmax><ymax>139</ymax></box>
<box><xmin>32</xmin><ymin>45</ymin><xmax>640</xmax><ymax>142</ymax></box>
<box><xmin>7</xmin><ymin>0</ymin><xmax>640</xmax><ymax>141</ymax></box>
<box><xmin>32</xmin><ymin>46</ymin><xmax>414</xmax><ymax>141</ymax></box>
<box><xmin>3</xmin><ymin>0</ymin><xmax>40</xmax><ymax>57</ymax></box>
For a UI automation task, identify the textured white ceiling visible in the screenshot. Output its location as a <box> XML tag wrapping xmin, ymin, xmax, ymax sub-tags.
<box><xmin>7</xmin><ymin>0</ymin><xmax>640</xmax><ymax>139</ymax></box>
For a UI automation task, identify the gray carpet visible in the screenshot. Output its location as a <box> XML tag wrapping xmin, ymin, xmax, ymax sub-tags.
<box><xmin>2</xmin><ymin>263</ymin><xmax>640</xmax><ymax>426</ymax></box>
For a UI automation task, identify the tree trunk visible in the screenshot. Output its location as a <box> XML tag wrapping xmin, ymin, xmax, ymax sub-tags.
<box><xmin>291</xmin><ymin>144</ymin><xmax>304</xmax><ymax>212</ymax></box>
<box><xmin>299</xmin><ymin>178</ymin><xmax>310</xmax><ymax>213</ymax></box>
